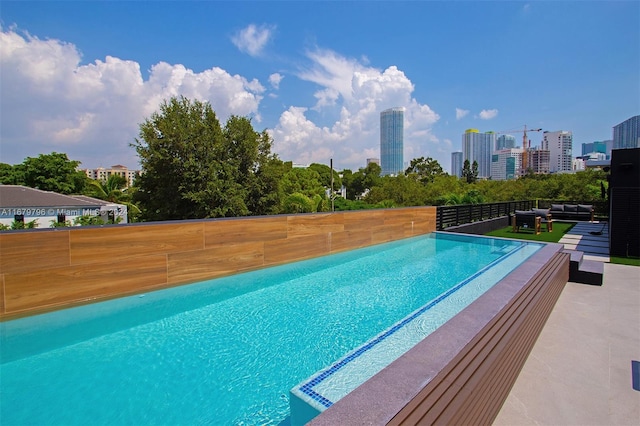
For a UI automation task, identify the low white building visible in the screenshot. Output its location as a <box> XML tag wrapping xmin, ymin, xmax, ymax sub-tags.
<box><xmin>82</xmin><ymin>165</ymin><xmax>141</xmax><ymax>187</ymax></box>
<box><xmin>0</xmin><ymin>185</ymin><xmax>127</xmax><ymax>228</ymax></box>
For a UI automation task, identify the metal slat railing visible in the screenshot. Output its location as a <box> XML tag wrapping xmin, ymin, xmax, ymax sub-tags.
<box><xmin>436</xmin><ymin>200</ymin><xmax>535</xmax><ymax>230</ymax></box>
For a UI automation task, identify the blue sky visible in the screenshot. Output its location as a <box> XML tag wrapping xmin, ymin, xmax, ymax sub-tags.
<box><xmin>1</xmin><ymin>1</ymin><xmax>638</xmax><ymax>173</ymax></box>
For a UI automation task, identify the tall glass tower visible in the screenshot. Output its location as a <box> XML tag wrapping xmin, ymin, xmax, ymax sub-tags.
<box><xmin>462</xmin><ymin>129</ymin><xmax>496</xmax><ymax>179</ymax></box>
<box><xmin>613</xmin><ymin>115</ymin><xmax>640</xmax><ymax>149</ymax></box>
<box><xmin>496</xmin><ymin>134</ymin><xmax>516</xmax><ymax>150</ymax></box>
<box><xmin>380</xmin><ymin>107</ymin><xmax>404</xmax><ymax>176</ymax></box>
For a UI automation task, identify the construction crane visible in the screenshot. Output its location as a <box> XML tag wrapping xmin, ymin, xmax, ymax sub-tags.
<box><xmin>497</xmin><ymin>125</ymin><xmax>543</xmax><ymax>176</ymax></box>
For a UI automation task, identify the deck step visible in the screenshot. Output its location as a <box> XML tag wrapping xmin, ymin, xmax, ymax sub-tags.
<box><xmin>563</xmin><ymin>249</ymin><xmax>604</xmax><ymax>286</ymax></box>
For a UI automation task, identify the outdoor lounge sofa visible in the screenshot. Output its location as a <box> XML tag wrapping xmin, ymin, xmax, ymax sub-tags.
<box><xmin>549</xmin><ymin>204</ymin><xmax>594</xmax><ymax>222</ymax></box>
<box><xmin>512</xmin><ymin>210</ymin><xmax>541</xmax><ymax>234</ymax></box>
<box><xmin>532</xmin><ymin>208</ymin><xmax>553</xmax><ymax>232</ymax></box>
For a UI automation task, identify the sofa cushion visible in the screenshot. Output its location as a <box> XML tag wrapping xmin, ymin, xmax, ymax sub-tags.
<box><xmin>551</xmin><ymin>204</ymin><xmax>564</xmax><ymax>212</ymax></box>
<box><xmin>564</xmin><ymin>204</ymin><xmax>578</xmax><ymax>212</ymax></box>
<box><xmin>532</xmin><ymin>208</ymin><xmax>550</xmax><ymax>217</ymax></box>
<box><xmin>515</xmin><ymin>210</ymin><xmax>534</xmax><ymax>215</ymax></box>
<box><xmin>578</xmin><ymin>204</ymin><xmax>593</xmax><ymax>212</ymax></box>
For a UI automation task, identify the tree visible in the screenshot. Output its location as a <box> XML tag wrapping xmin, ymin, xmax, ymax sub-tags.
<box><xmin>132</xmin><ymin>96</ymin><xmax>283</xmax><ymax>221</ymax></box>
<box><xmin>461</xmin><ymin>159</ymin><xmax>479</xmax><ymax>184</ymax></box>
<box><xmin>4</xmin><ymin>153</ymin><xmax>88</xmax><ymax>194</ymax></box>
<box><xmin>222</xmin><ymin>117</ymin><xmax>286</xmax><ymax>216</ymax></box>
<box><xmin>364</xmin><ymin>174</ymin><xmax>428</xmax><ymax>207</ymax></box>
<box><xmin>472</xmin><ymin>161</ymin><xmax>479</xmax><ymax>182</ymax></box>
<box><xmin>244</xmin><ymin>130</ymin><xmax>287</xmax><ymax>216</ymax></box>
<box><xmin>362</xmin><ymin>162</ymin><xmax>382</xmax><ymax>189</ymax></box>
<box><xmin>405</xmin><ymin>157</ymin><xmax>446</xmax><ymax>184</ymax></box>
<box><xmin>86</xmin><ymin>175</ymin><xmax>128</xmax><ymax>202</ymax></box>
<box><xmin>308</xmin><ymin>163</ymin><xmax>342</xmax><ymax>190</ymax></box>
<box><xmin>0</xmin><ymin>163</ymin><xmax>23</xmax><ymax>185</ymax></box>
<box><xmin>85</xmin><ymin>175</ymin><xmax>141</xmax><ymax>222</ymax></box>
<box><xmin>0</xmin><ymin>219</ymin><xmax>38</xmax><ymax>230</ymax></box>
<box><xmin>280</xmin><ymin>167</ymin><xmax>327</xmax><ymax>202</ymax></box>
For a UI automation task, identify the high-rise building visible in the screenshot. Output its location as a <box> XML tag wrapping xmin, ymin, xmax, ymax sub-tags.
<box><xmin>462</xmin><ymin>129</ymin><xmax>495</xmax><ymax>179</ymax></box>
<box><xmin>380</xmin><ymin>107</ymin><xmax>404</xmax><ymax>176</ymax></box>
<box><xmin>529</xmin><ymin>148</ymin><xmax>550</xmax><ymax>175</ymax></box>
<box><xmin>613</xmin><ymin>115</ymin><xmax>640</xmax><ymax>150</ymax></box>
<box><xmin>581</xmin><ymin>141</ymin><xmax>607</xmax><ymax>156</ymax></box>
<box><xmin>451</xmin><ymin>152</ymin><xmax>463</xmax><ymax>177</ymax></box>
<box><xmin>490</xmin><ymin>149</ymin><xmax>523</xmax><ymax>181</ymax></box>
<box><xmin>542</xmin><ymin>130</ymin><xmax>573</xmax><ymax>173</ymax></box>
<box><xmin>496</xmin><ymin>134</ymin><xmax>516</xmax><ymax>150</ymax></box>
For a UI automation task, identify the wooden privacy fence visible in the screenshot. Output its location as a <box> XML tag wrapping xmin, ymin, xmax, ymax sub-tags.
<box><xmin>436</xmin><ymin>201</ymin><xmax>535</xmax><ymax>230</ymax></box>
<box><xmin>0</xmin><ymin>207</ymin><xmax>436</xmax><ymax>318</ymax></box>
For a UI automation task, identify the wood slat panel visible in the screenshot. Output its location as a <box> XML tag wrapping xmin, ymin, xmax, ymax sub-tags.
<box><xmin>0</xmin><ymin>231</ymin><xmax>70</xmax><ymax>274</ymax></box>
<box><xmin>264</xmin><ymin>234</ymin><xmax>329</xmax><ymax>265</ymax></box>
<box><xmin>204</xmin><ymin>216</ymin><xmax>287</xmax><ymax>247</ymax></box>
<box><xmin>1</xmin><ymin>207</ymin><xmax>437</xmax><ymax>317</ymax></box>
<box><xmin>371</xmin><ymin>223</ymin><xmax>406</xmax><ymax>244</ymax></box>
<box><xmin>168</xmin><ymin>242</ymin><xmax>264</xmax><ymax>284</ymax></box>
<box><xmin>3</xmin><ymin>254</ymin><xmax>168</xmax><ymax>314</ymax></box>
<box><xmin>329</xmin><ymin>230</ymin><xmax>372</xmax><ymax>253</ymax></box>
<box><xmin>343</xmin><ymin>210</ymin><xmax>386</xmax><ymax>232</ymax></box>
<box><xmin>383</xmin><ymin>208</ymin><xmax>416</xmax><ymax>225</ymax></box>
<box><xmin>1</xmin><ymin>274</ymin><xmax>5</xmax><ymax>314</ymax></box>
<box><xmin>287</xmin><ymin>213</ymin><xmax>345</xmax><ymax>237</ymax></box>
<box><xmin>69</xmin><ymin>222</ymin><xmax>204</xmax><ymax>265</ymax></box>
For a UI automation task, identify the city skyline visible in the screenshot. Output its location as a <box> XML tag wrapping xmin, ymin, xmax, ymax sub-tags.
<box><xmin>1</xmin><ymin>2</ymin><xmax>638</xmax><ymax>174</ymax></box>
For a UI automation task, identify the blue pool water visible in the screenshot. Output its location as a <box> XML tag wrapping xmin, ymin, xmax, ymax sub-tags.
<box><xmin>0</xmin><ymin>233</ymin><xmax>541</xmax><ymax>425</ymax></box>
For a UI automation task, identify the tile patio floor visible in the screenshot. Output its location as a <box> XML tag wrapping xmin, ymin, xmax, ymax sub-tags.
<box><xmin>494</xmin><ymin>221</ymin><xmax>640</xmax><ymax>425</ymax></box>
<box><xmin>559</xmin><ymin>220</ymin><xmax>610</xmax><ymax>262</ymax></box>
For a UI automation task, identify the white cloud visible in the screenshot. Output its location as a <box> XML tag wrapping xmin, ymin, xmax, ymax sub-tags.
<box><xmin>456</xmin><ymin>108</ymin><xmax>469</xmax><ymax>120</ymax></box>
<box><xmin>0</xmin><ymin>27</ymin><xmax>265</xmax><ymax>168</ymax></box>
<box><xmin>1</xmin><ymin>27</ymin><xmax>446</xmax><ymax>173</ymax></box>
<box><xmin>478</xmin><ymin>109</ymin><xmax>499</xmax><ymax>120</ymax></box>
<box><xmin>271</xmin><ymin>48</ymin><xmax>441</xmax><ymax>170</ymax></box>
<box><xmin>231</xmin><ymin>24</ymin><xmax>275</xmax><ymax>57</ymax></box>
<box><xmin>268</xmin><ymin>73</ymin><xmax>283</xmax><ymax>89</ymax></box>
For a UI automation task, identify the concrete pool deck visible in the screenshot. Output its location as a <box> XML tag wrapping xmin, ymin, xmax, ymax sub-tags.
<box><xmin>494</xmin><ymin>262</ymin><xmax>640</xmax><ymax>425</ymax></box>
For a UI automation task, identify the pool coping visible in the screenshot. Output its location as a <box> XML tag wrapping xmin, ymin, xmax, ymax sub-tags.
<box><xmin>309</xmin><ymin>237</ymin><xmax>568</xmax><ymax>425</ymax></box>
<box><xmin>291</xmin><ymin>239</ymin><xmax>537</xmax><ymax>421</ymax></box>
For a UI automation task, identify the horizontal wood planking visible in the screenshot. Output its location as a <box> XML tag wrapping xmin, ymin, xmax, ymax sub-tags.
<box><xmin>0</xmin><ymin>231</ymin><xmax>71</xmax><ymax>274</ymax></box>
<box><xmin>167</xmin><ymin>242</ymin><xmax>264</xmax><ymax>284</ymax></box>
<box><xmin>329</xmin><ymin>230</ymin><xmax>372</xmax><ymax>253</ymax></box>
<box><xmin>287</xmin><ymin>213</ymin><xmax>345</xmax><ymax>237</ymax></box>
<box><xmin>264</xmin><ymin>233</ymin><xmax>330</xmax><ymax>265</ymax></box>
<box><xmin>3</xmin><ymin>255</ymin><xmax>168</xmax><ymax>314</ymax></box>
<box><xmin>204</xmin><ymin>216</ymin><xmax>287</xmax><ymax>247</ymax></box>
<box><xmin>0</xmin><ymin>274</ymin><xmax>4</xmax><ymax>314</ymax></box>
<box><xmin>343</xmin><ymin>209</ymin><xmax>386</xmax><ymax>231</ymax></box>
<box><xmin>69</xmin><ymin>222</ymin><xmax>205</xmax><ymax>265</ymax></box>
<box><xmin>0</xmin><ymin>207</ymin><xmax>436</xmax><ymax>318</ymax></box>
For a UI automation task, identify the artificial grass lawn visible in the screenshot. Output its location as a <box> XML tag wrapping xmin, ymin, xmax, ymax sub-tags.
<box><xmin>484</xmin><ymin>221</ymin><xmax>576</xmax><ymax>243</ymax></box>
<box><xmin>485</xmin><ymin>222</ymin><xmax>640</xmax><ymax>266</ymax></box>
<box><xmin>609</xmin><ymin>256</ymin><xmax>640</xmax><ymax>266</ymax></box>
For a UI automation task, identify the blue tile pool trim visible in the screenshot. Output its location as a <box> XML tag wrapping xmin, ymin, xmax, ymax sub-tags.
<box><xmin>297</xmin><ymin>242</ymin><xmax>531</xmax><ymax>409</ymax></box>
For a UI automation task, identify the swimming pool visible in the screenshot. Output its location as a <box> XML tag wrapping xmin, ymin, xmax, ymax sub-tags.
<box><xmin>0</xmin><ymin>232</ymin><xmax>542</xmax><ymax>425</ymax></box>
